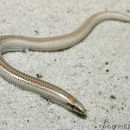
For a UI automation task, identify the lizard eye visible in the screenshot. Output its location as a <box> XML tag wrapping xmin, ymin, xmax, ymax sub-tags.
<box><xmin>67</xmin><ymin>103</ymin><xmax>86</xmax><ymax>115</ymax></box>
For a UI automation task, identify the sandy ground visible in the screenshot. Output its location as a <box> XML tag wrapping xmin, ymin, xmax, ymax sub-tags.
<box><xmin>0</xmin><ymin>0</ymin><xmax>130</xmax><ymax>130</ymax></box>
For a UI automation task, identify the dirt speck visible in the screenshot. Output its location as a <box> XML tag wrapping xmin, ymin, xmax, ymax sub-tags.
<box><xmin>110</xmin><ymin>95</ymin><xmax>116</xmax><ymax>99</ymax></box>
